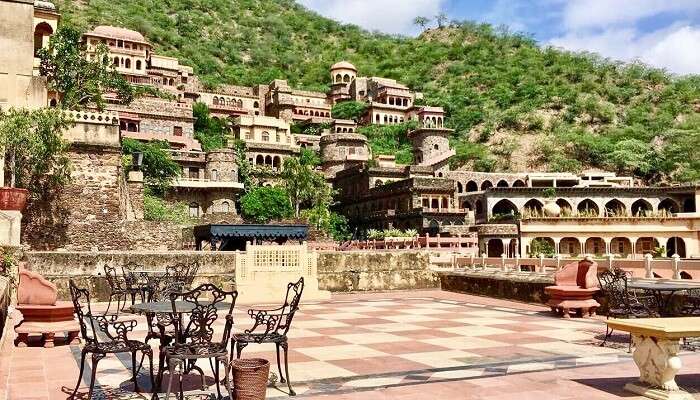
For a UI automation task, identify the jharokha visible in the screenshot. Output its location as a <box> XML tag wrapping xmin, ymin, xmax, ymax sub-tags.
<box><xmin>3</xmin><ymin>0</ymin><xmax>700</xmax><ymax>265</ymax></box>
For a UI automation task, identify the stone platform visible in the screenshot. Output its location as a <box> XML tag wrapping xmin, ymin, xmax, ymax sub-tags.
<box><xmin>439</xmin><ymin>269</ymin><xmax>554</xmax><ymax>304</ymax></box>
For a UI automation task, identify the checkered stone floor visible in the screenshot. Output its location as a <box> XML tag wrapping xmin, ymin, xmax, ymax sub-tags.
<box><xmin>3</xmin><ymin>290</ymin><xmax>639</xmax><ymax>399</ymax></box>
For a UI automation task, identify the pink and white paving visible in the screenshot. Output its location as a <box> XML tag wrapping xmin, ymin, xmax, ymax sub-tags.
<box><xmin>2</xmin><ymin>290</ymin><xmax>700</xmax><ymax>400</ymax></box>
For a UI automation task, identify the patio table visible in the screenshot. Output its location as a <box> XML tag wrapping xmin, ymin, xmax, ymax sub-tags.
<box><xmin>627</xmin><ymin>281</ymin><xmax>700</xmax><ymax>317</ymax></box>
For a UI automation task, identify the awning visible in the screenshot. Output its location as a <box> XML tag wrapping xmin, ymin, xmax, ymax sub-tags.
<box><xmin>193</xmin><ymin>224</ymin><xmax>309</xmax><ymax>250</ymax></box>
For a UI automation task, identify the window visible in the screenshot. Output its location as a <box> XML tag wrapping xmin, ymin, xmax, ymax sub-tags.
<box><xmin>189</xmin><ymin>168</ymin><xmax>200</xmax><ymax>179</ymax></box>
<box><xmin>245</xmin><ymin>132</ymin><xmax>252</xmax><ymax>140</ymax></box>
<box><xmin>125</xmin><ymin>58</ymin><xmax>131</xmax><ymax>68</ymax></box>
<box><xmin>113</xmin><ymin>57</ymin><xmax>119</xmax><ymax>66</ymax></box>
<box><xmin>276</xmin><ymin>133</ymin><xmax>281</xmax><ymax>142</ymax></box>
<box><xmin>173</xmin><ymin>126</ymin><xmax>183</xmax><ymax>136</ymax></box>
<box><xmin>262</xmin><ymin>131</ymin><xmax>270</xmax><ymax>142</ymax></box>
<box><xmin>188</xmin><ymin>203</ymin><xmax>200</xmax><ymax>218</ymax></box>
<box><xmin>253</xmin><ymin>101</ymin><xmax>259</xmax><ymax>108</ymax></box>
<box><xmin>221</xmin><ymin>201</ymin><xmax>230</xmax><ymax>213</ymax></box>
<box><xmin>211</xmin><ymin>169</ymin><xmax>218</xmax><ymax>181</ymax></box>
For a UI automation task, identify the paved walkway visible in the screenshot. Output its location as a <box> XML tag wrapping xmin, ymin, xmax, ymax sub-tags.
<box><xmin>1</xmin><ymin>290</ymin><xmax>699</xmax><ymax>399</ymax></box>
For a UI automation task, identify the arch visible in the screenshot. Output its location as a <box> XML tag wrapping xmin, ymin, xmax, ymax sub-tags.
<box><xmin>375</xmin><ymin>179</ymin><xmax>383</xmax><ymax>187</ymax></box>
<box><xmin>375</xmin><ymin>114</ymin><xmax>380</xmax><ymax>123</ymax></box>
<box><xmin>255</xmin><ymin>155</ymin><xmax>264</xmax><ymax>165</ymax></box>
<box><xmin>211</xmin><ymin>169</ymin><xmax>218</xmax><ymax>181</ymax></box>
<box><xmin>658</xmin><ymin>198</ymin><xmax>680</xmax><ymax>214</ymax></box>
<box><xmin>125</xmin><ymin>58</ymin><xmax>131</xmax><ymax>68</ymax></box>
<box><xmin>273</xmin><ymin>156</ymin><xmax>281</xmax><ymax>170</ymax></box>
<box><xmin>457</xmin><ymin>182</ymin><xmax>463</xmax><ymax>193</ymax></box>
<box><xmin>666</xmin><ymin>237</ymin><xmax>686</xmax><ymax>258</ymax></box>
<box><xmin>604</xmin><ymin>199</ymin><xmax>626</xmax><ymax>217</ymax></box>
<box><xmin>466</xmin><ymin>181</ymin><xmax>478</xmax><ymax>192</ymax></box>
<box><xmin>264</xmin><ymin>155</ymin><xmax>272</xmax><ymax>165</ymax></box>
<box><xmin>237</xmin><ymin>99</ymin><xmax>243</xmax><ymax>107</ymax></box>
<box><xmin>577</xmin><ymin>199</ymin><xmax>599</xmax><ymax>216</ymax></box>
<box><xmin>49</xmin><ymin>98</ymin><xmax>57</xmax><ymax>107</ymax></box>
<box><xmin>335</xmin><ymin>73</ymin><xmax>342</xmax><ymax>83</ymax></box>
<box><xmin>343</xmin><ymin>74</ymin><xmax>350</xmax><ymax>83</ymax></box>
<box><xmin>261</xmin><ymin>131</ymin><xmax>270</xmax><ymax>142</ymax></box>
<box><xmin>113</xmin><ymin>56</ymin><xmax>119</xmax><ymax>66</ymax></box>
<box><xmin>383</xmin><ymin>115</ymin><xmax>388</xmax><ymax>124</ymax></box>
<box><xmin>529</xmin><ymin>237</ymin><xmax>555</xmax><ymax>257</ymax></box>
<box><xmin>680</xmin><ymin>271</ymin><xmax>693</xmax><ymax>279</ymax></box>
<box><xmin>635</xmin><ymin>237</ymin><xmax>659</xmax><ymax>255</ymax></box>
<box><xmin>560</xmin><ymin>237</ymin><xmax>581</xmax><ymax>256</ymax></box>
<box><xmin>253</xmin><ymin>101</ymin><xmax>259</xmax><ymax>108</ymax></box>
<box><xmin>427</xmin><ymin>220</ymin><xmax>440</xmax><ymax>237</ymax></box>
<box><xmin>584</xmin><ymin>237</ymin><xmax>606</xmax><ymax>255</ymax></box>
<box><xmin>487</xmin><ymin>239</ymin><xmax>504</xmax><ymax>257</ymax></box>
<box><xmin>480</xmin><ymin>180</ymin><xmax>493</xmax><ymax>190</ymax></box>
<box><xmin>631</xmin><ymin>199</ymin><xmax>653</xmax><ymax>216</ymax></box>
<box><xmin>213</xmin><ymin>97</ymin><xmax>219</xmax><ymax>105</ymax></box>
<box><xmin>492</xmin><ymin>199</ymin><xmax>518</xmax><ymax>217</ymax></box>
<box><xmin>556</xmin><ymin>198</ymin><xmax>572</xmax><ymax>214</ymax></box>
<box><xmin>523</xmin><ymin>199</ymin><xmax>544</xmax><ymax>216</ymax></box>
<box><xmin>496</xmin><ymin>180</ymin><xmax>509</xmax><ymax>188</ymax></box>
<box><xmin>462</xmin><ymin>200</ymin><xmax>473</xmax><ymax>210</ymax></box>
<box><xmin>221</xmin><ymin>201</ymin><xmax>230</xmax><ymax>213</ymax></box>
<box><xmin>136</xmin><ymin>60</ymin><xmax>142</xmax><ymax>70</ymax></box>
<box><xmin>188</xmin><ymin>202</ymin><xmax>200</xmax><ymax>218</ymax></box>
<box><xmin>33</xmin><ymin>22</ymin><xmax>53</xmax><ymax>56</ymax></box>
<box><xmin>611</xmin><ymin>237</ymin><xmax>632</xmax><ymax>256</ymax></box>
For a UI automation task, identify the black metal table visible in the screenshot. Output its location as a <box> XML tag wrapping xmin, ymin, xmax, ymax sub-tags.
<box><xmin>627</xmin><ymin>281</ymin><xmax>700</xmax><ymax>317</ymax></box>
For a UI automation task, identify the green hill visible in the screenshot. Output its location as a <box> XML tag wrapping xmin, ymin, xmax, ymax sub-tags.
<box><xmin>55</xmin><ymin>0</ymin><xmax>700</xmax><ymax>183</ymax></box>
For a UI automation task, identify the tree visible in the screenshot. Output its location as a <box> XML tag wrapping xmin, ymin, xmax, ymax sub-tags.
<box><xmin>331</xmin><ymin>101</ymin><xmax>367</xmax><ymax>121</ymax></box>
<box><xmin>193</xmin><ymin>102</ymin><xmax>229</xmax><ymax>151</ymax></box>
<box><xmin>281</xmin><ymin>153</ymin><xmax>329</xmax><ymax>218</ymax></box>
<box><xmin>412</xmin><ymin>16</ymin><xmax>431</xmax><ymax>30</ymax></box>
<box><xmin>121</xmin><ymin>138</ymin><xmax>181</xmax><ymax>193</ymax></box>
<box><xmin>233</xmin><ymin>139</ymin><xmax>252</xmax><ymax>190</ymax></box>
<box><xmin>240</xmin><ymin>186</ymin><xmax>293</xmax><ymax>223</ymax></box>
<box><xmin>0</xmin><ymin>108</ymin><xmax>72</xmax><ymax>197</ymax></box>
<box><xmin>39</xmin><ymin>26</ymin><xmax>134</xmax><ymax>111</ymax></box>
<box><xmin>435</xmin><ymin>12</ymin><xmax>448</xmax><ymax>28</ymax></box>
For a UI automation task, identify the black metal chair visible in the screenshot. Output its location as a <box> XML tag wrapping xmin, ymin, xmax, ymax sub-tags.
<box><xmin>161</xmin><ymin>283</ymin><xmax>237</xmax><ymax>400</ymax></box>
<box><xmin>104</xmin><ymin>265</ymin><xmax>139</xmax><ymax>312</ymax></box>
<box><xmin>682</xmin><ymin>288</ymin><xmax>700</xmax><ymax>316</ymax></box>
<box><xmin>231</xmin><ymin>277</ymin><xmax>305</xmax><ymax>396</ymax></box>
<box><xmin>68</xmin><ymin>280</ymin><xmax>155</xmax><ymax>399</ymax></box>
<box><xmin>122</xmin><ymin>262</ymin><xmax>149</xmax><ymax>304</ymax></box>
<box><xmin>598</xmin><ymin>268</ymin><xmax>657</xmax><ymax>348</ymax></box>
<box><xmin>165</xmin><ymin>261</ymin><xmax>199</xmax><ymax>289</ymax></box>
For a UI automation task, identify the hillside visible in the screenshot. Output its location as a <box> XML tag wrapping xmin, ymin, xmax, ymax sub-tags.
<box><xmin>55</xmin><ymin>0</ymin><xmax>700</xmax><ymax>183</ymax></box>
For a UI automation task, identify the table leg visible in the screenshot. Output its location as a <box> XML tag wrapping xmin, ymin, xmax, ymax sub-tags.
<box><xmin>625</xmin><ymin>333</ymin><xmax>693</xmax><ymax>400</ymax></box>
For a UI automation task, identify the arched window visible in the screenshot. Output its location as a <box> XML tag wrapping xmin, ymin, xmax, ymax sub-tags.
<box><xmin>466</xmin><ymin>181</ymin><xmax>478</xmax><ymax>192</ymax></box>
<box><xmin>433</xmin><ymin>144</ymin><xmax>439</xmax><ymax>150</ymax></box>
<box><xmin>253</xmin><ymin>101</ymin><xmax>259</xmax><ymax>108</ymax></box>
<box><xmin>188</xmin><ymin>203</ymin><xmax>200</xmax><ymax>218</ymax></box>
<box><xmin>125</xmin><ymin>58</ymin><xmax>131</xmax><ymax>68</ymax></box>
<box><xmin>211</xmin><ymin>169</ymin><xmax>218</xmax><ymax>181</ymax></box>
<box><xmin>262</xmin><ymin>131</ymin><xmax>270</xmax><ymax>142</ymax></box>
<box><xmin>335</xmin><ymin>73</ymin><xmax>342</xmax><ymax>83</ymax></box>
<box><xmin>343</xmin><ymin>74</ymin><xmax>350</xmax><ymax>82</ymax></box>
<box><xmin>113</xmin><ymin>57</ymin><xmax>119</xmax><ymax>66</ymax></box>
<box><xmin>383</xmin><ymin>115</ymin><xmax>388</xmax><ymax>124</ymax></box>
<box><xmin>136</xmin><ymin>60</ymin><xmax>142</xmax><ymax>70</ymax></box>
<box><xmin>33</xmin><ymin>22</ymin><xmax>53</xmax><ymax>56</ymax></box>
<box><xmin>213</xmin><ymin>97</ymin><xmax>219</xmax><ymax>105</ymax></box>
<box><xmin>221</xmin><ymin>201</ymin><xmax>230</xmax><ymax>213</ymax></box>
<box><xmin>375</xmin><ymin>114</ymin><xmax>380</xmax><ymax>123</ymax></box>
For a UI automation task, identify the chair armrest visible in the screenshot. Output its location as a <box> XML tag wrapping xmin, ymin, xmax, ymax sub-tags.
<box><xmin>245</xmin><ymin>306</ymin><xmax>286</xmax><ymax>338</ymax></box>
<box><xmin>90</xmin><ymin>313</ymin><xmax>138</xmax><ymax>341</ymax></box>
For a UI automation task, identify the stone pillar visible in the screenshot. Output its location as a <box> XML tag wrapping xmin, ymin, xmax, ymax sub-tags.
<box><xmin>630</xmin><ymin>237</ymin><xmax>638</xmax><ymax>259</ymax></box>
<box><xmin>501</xmin><ymin>238</ymin><xmax>509</xmax><ymax>257</ymax></box>
<box><xmin>672</xmin><ymin>254</ymin><xmax>681</xmax><ymax>280</ymax></box>
<box><xmin>126</xmin><ymin>170</ymin><xmax>144</xmax><ymax>221</ymax></box>
<box><xmin>553</xmin><ymin>238</ymin><xmax>561</xmax><ymax>255</ymax></box>
<box><xmin>644</xmin><ymin>253</ymin><xmax>654</xmax><ymax>278</ymax></box>
<box><xmin>0</xmin><ymin>211</ymin><xmax>22</xmax><ymax>246</ymax></box>
<box><xmin>604</xmin><ymin>238</ymin><xmax>612</xmax><ymax>255</ymax></box>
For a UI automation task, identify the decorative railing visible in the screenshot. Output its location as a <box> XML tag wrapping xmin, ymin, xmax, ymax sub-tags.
<box><xmin>316</xmin><ymin>234</ymin><xmax>478</xmax><ymax>253</ymax></box>
<box><xmin>234</xmin><ymin>242</ymin><xmax>316</xmax><ymax>283</ymax></box>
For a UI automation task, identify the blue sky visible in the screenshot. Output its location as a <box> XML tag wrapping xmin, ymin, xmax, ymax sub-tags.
<box><xmin>298</xmin><ymin>0</ymin><xmax>700</xmax><ymax>75</ymax></box>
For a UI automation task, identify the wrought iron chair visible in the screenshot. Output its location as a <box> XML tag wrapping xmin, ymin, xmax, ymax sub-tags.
<box><xmin>68</xmin><ymin>280</ymin><xmax>155</xmax><ymax>399</ymax></box>
<box><xmin>165</xmin><ymin>261</ymin><xmax>199</xmax><ymax>289</ymax></box>
<box><xmin>682</xmin><ymin>288</ymin><xmax>700</xmax><ymax>316</ymax></box>
<box><xmin>122</xmin><ymin>262</ymin><xmax>149</xmax><ymax>304</ymax></box>
<box><xmin>161</xmin><ymin>283</ymin><xmax>237</xmax><ymax>400</ymax></box>
<box><xmin>598</xmin><ymin>268</ymin><xmax>657</xmax><ymax>349</ymax></box>
<box><xmin>104</xmin><ymin>265</ymin><xmax>138</xmax><ymax>312</ymax></box>
<box><xmin>231</xmin><ymin>277</ymin><xmax>305</xmax><ymax>396</ymax></box>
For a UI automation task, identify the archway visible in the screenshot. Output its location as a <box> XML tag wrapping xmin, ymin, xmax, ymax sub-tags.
<box><xmin>611</xmin><ymin>237</ymin><xmax>632</xmax><ymax>257</ymax></box>
<box><xmin>523</xmin><ymin>199</ymin><xmax>544</xmax><ymax>216</ymax></box>
<box><xmin>457</xmin><ymin>182</ymin><xmax>463</xmax><ymax>193</ymax></box>
<box><xmin>272</xmin><ymin>156</ymin><xmax>281</xmax><ymax>170</ymax></box>
<box><xmin>635</xmin><ymin>237</ymin><xmax>659</xmax><ymax>255</ymax></box>
<box><xmin>512</xmin><ymin>179</ymin><xmax>526</xmax><ymax>187</ymax></box>
<box><xmin>658</xmin><ymin>198</ymin><xmax>680</xmax><ymax>214</ymax></box>
<box><xmin>577</xmin><ymin>199</ymin><xmax>599</xmax><ymax>216</ymax></box>
<box><xmin>496</xmin><ymin>180</ymin><xmax>509</xmax><ymax>188</ymax></box>
<box><xmin>631</xmin><ymin>199</ymin><xmax>653</xmax><ymax>217</ymax></box>
<box><xmin>560</xmin><ymin>237</ymin><xmax>581</xmax><ymax>256</ymax></box>
<box><xmin>487</xmin><ymin>238</ymin><xmax>504</xmax><ymax>257</ymax></box>
<box><xmin>556</xmin><ymin>199</ymin><xmax>573</xmax><ymax>215</ymax></box>
<box><xmin>492</xmin><ymin>199</ymin><xmax>518</xmax><ymax>218</ymax></box>
<box><xmin>529</xmin><ymin>237</ymin><xmax>555</xmax><ymax>257</ymax></box>
<box><xmin>604</xmin><ymin>199</ymin><xmax>626</xmax><ymax>217</ymax></box>
<box><xmin>33</xmin><ymin>22</ymin><xmax>53</xmax><ymax>56</ymax></box>
<box><xmin>466</xmin><ymin>181</ymin><xmax>478</xmax><ymax>192</ymax></box>
<box><xmin>475</xmin><ymin>200</ymin><xmax>483</xmax><ymax>215</ymax></box>
<box><xmin>680</xmin><ymin>271</ymin><xmax>693</xmax><ymax>279</ymax></box>
<box><xmin>255</xmin><ymin>155</ymin><xmax>264</xmax><ymax>165</ymax></box>
<box><xmin>480</xmin><ymin>181</ymin><xmax>493</xmax><ymax>190</ymax></box>
<box><xmin>584</xmin><ymin>237</ymin><xmax>606</xmax><ymax>255</ymax></box>
<box><xmin>427</xmin><ymin>220</ymin><xmax>440</xmax><ymax>237</ymax></box>
<box><xmin>666</xmin><ymin>237</ymin><xmax>686</xmax><ymax>258</ymax></box>
<box><xmin>264</xmin><ymin>155</ymin><xmax>272</xmax><ymax>166</ymax></box>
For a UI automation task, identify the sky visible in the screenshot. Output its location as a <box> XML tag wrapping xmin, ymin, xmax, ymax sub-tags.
<box><xmin>297</xmin><ymin>0</ymin><xmax>700</xmax><ymax>75</ymax></box>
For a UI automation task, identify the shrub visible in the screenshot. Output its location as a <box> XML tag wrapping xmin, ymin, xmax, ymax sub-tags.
<box><xmin>240</xmin><ymin>186</ymin><xmax>293</xmax><ymax>223</ymax></box>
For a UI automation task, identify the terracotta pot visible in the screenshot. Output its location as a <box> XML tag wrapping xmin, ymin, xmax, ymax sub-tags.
<box><xmin>543</xmin><ymin>199</ymin><xmax>560</xmax><ymax>217</ymax></box>
<box><xmin>0</xmin><ymin>187</ymin><xmax>29</xmax><ymax>211</ymax></box>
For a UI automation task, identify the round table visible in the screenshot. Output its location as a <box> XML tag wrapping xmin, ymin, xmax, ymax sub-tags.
<box><xmin>627</xmin><ymin>281</ymin><xmax>700</xmax><ymax>317</ymax></box>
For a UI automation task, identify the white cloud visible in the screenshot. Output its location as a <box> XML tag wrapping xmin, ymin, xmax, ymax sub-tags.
<box><xmin>297</xmin><ymin>0</ymin><xmax>446</xmax><ymax>36</ymax></box>
<box><xmin>549</xmin><ymin>24</ymin><xmax>700</xmax><ymax>75</ymax></box>
<box><xmin>559</xmin><ymin>0</ymin><xmax>700</xmax><ymax>30</ymax></box>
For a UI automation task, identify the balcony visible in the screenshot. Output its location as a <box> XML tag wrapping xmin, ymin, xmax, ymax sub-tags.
<box><xmin>120</xmin><ymin>131</ymin><xmax>201</xmax><ymax>151</ymax></box>
<box><xmin>346</xmin><ymin>153</ymin><xmax>369</xmax><ymax>162</ymax></box>
<box><xmin>169</xmin><ymin>149</ymin><xmax>206</xmax><ymax>163</ymax></box>
<box><xmin>171</xmin><ymin>177</ymin><xmax>244</xmax><ymax>190</ymax></box>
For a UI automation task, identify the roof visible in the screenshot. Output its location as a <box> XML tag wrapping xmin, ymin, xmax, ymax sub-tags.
<box><xmin>331</xmin><ymin>61</ymin><xmax>357</xmax><ymax>71</ymax></box>
<box><xmin>86</xmin><ymin>26</ymin><xmax>149</xmax><ymax>44</ymax></box>
<box><xmin>193</xmin><ymin>224</ymin><xmax>309</xmax><ymax>241</ymax></box>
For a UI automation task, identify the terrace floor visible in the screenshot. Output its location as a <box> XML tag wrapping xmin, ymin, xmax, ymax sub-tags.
<box><xmin>2</xmin><ymin>290</ymin><xmax>700</xmax><ymax>400</ymax></box>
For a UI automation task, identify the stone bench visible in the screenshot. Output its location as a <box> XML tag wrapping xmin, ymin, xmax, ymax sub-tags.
<box><xmin>544</xmin><ymin>258</ymin><xmax>600</xmax><ymax>318</ymax></box>
<box><xmin>606</xmin><ymin>317</ymin><xmax>700</xmax><ymax>400</ymax></box>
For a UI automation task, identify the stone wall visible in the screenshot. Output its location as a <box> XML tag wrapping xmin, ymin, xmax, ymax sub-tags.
<box><xmin>317</xmin><ymin>250</ymin><xmax>438</xmax><ymax>291</ymax></box>
<box><xmin>25</xmin><ymin>251</ymin><xmax>236</xmax><ymax>301</ymax></box>
<box><xmin>439</xmin><ymin>270</ymin><xmax>553</xmax><ymax>304</ymax></box>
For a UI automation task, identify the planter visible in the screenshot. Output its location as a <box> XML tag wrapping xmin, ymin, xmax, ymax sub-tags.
<box><xmin>0</xmin><ymin>187</ymin><xmax>29</xmax><ymax>211</ymax></box>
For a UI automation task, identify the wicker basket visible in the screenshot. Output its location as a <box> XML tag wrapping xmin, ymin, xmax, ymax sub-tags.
<box><xmin>231</xmin><ymin>358</ymin><xmax>270</xmax><ymax>400</ymax></box>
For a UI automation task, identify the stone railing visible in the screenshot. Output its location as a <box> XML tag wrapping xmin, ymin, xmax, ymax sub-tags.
<box><xmin>453</xmin><ymin>253</ymin><xmax>700</xmax><ymax>280</ymax></box>
<box><xmin>339</xmin><ymin>234</ymin><xmax>478</xmax><ymax>253</ymax></box>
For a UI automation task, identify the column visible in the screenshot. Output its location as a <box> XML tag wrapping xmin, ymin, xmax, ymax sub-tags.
<box><xmin>630</xmin><ymin>237</ymin><xmax>638</xmax><ymax>259</ymax></box>
<box><xmin>604</xmin><ymin>238</ymin><xmax>612</xmax><ymax>255</ymax></box>
<box><xmin>501</xmin><ymin>238</ymin><xmax>510</xmax><ymax>257</ymax></box>
<box><xmin>554</xmin><ymin>238</ymin><xmax>561</xmax><ymax>256</ymax></box>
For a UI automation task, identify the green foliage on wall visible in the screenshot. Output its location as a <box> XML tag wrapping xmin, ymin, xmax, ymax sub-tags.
<box><xmin>331</xmin><ymin>101</ymin><xmax>367</xmax><ymax>121</ymax></box>
<box><xmin>358</xmin><ymin>121</ymin><xmax>417</xmax><ymax>165</ymax></box>
<box><xmin>193</xmin><ymin>102</ymin><xmax>229</xmax><ymax>151</ymax></box>
<box><xmin>121</xmin><ymin>138</ymin><xmax>181</xmax><ymax>192</ymax></box>
<box><xmin>240</xmin><ymin>186</ymin><xmax>294</xmax><ymax>223</ymax></box>
<box><xmin>143</xmin><ymin>190</ymin><xmax>191</xmax><ymax>223</ymax></box>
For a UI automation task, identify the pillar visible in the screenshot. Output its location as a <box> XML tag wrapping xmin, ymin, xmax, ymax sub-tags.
<box><xmin>554</xmin><ymin>238</ymin><xmax>561</xmax><ymax>255</ymax></box>
<box><xmin>604</xmin><ymin>238</ymin><xmax>612</xmax><ymax>255</ymax></box>
<box><xmin>501</xmin><ymin>238</ymin><xmax>510</xmax><ymax>258</ymax></box>
<box><xmin>630</xmin><ymin>237</ymin><xmax>638</xmax><ymax>259</ymax></box>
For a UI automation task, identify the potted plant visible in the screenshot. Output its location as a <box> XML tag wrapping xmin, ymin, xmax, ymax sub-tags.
<box><xmin>542</xmin><ymin>188</ymin><xmax>560</xmax><ymax>217</ymax></box>
<box><xmin>0</xmin><ymin>108</ymin><xmax>72</xmax><ymax>211</ymax></box>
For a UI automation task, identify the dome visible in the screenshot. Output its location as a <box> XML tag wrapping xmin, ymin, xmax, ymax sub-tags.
<box><xmin>89</xmin><ymin>25</ymin><xmax>148</xmax><ymax>44</ymax></box>
<box><xmin>331</xmin><ymin>61</ymin><xmax>357</xmax><ymax>71</ymax></box>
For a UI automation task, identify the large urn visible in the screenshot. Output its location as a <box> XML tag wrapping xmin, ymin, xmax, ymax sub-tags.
<box><xmin>543</xmin><ymin>199</ymin><xmax>560</xmax><ymax>217</ymax></box>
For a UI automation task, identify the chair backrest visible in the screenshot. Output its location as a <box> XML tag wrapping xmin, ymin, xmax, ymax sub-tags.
<box><xmin>171</xmin><ymin>283</ymin><xmax>237</xmax><ymax>346</ymax></box>
<box><xmin>597</xmin><ymin>268</ymin><xmax>630</xmax><ymax>311</ymax></box>
<box><xmin>122</xmin><ymin>262</ymin><xmax>144</xmax><ymax>291</ymax></box>
<box><xmin>17</xmin><ymin>267</ymin><xmax>57</xmax><ymax>306</ymax></box>
<box><xmin>166</xmin><ymin>261</ymin><xmax>199</xmax><ymax>287</ymax></box>
<box><xmin>104</xmin><ymin>265</ymin><xmax>125</xmax><ymax>291</ymax></box>
<box><xmin>277</xmin><ymin>277</ymin><xmax>305</xmax><ymax>336</ymax></box>
<box><xmin>69</xmin><ymin>279</ymin><xmax>99</xmax><ymax>344</ymax></box>
<box><xmin>554</xmin><ymin>259</ymin><xmax>599</xmax><ymax>288</ymax></box>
